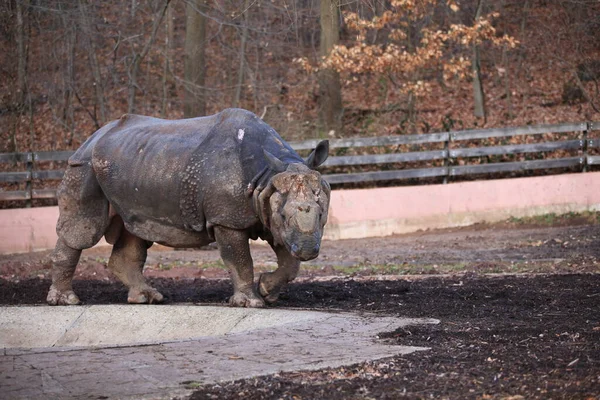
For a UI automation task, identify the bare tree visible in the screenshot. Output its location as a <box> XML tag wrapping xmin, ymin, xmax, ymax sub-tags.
<box><xmin>233</xmin><ymin>0</ymin><xmax>250</xmax><ymax>108</ymax></box>
<box><xmin>131</xmin><ymin>0</ymin><xmax>138</xmax><ymax>19</ymax></box>
<box><xmin>79</xmin><ymin>0</ymin><xmax>107</xmax><ymax>126</ymax></box>
<box><xmin>161</xmin><ymin>0</ymin><xmax>175</xmax><ymax>117</ymax></box>
<box><xmin>472</xmin><ymin>0</ymin><xmax>486</xmax><ymax>122</ymax></box>
<box><xmin>318</xmin><ymin>0</ymin><xmax>343</xmax><ymax>135</ymax></box>
<box><xmin>59</xmin><ymin>7</ymin><xmax>77</xmax><ymax>144</ymax></box>
<box><xmin>15</xmin><ymin>0</ymin><xmax>29</xmax><ymax>107</ymax></box>
<box><xmin>7</xmin><ymin>0</ymin><xmax>31</xmax><ymax>153</ymax></box>
<box><xmin>184</xmin><ymin>0</ymin><xmax>207</xmax><ymax>117</ymax></box>
<box><xmin>127</xmin><ymin>0</ymin><xmax>171</xmax><ymax>114</ymax></box>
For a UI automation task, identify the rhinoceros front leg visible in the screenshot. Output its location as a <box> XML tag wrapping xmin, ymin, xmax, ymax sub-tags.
<box><xmin>108</xmin><ymin>230</ymin><xmax>163</xmax><ymax>304</ymax></box>
<box><xmin>258</xmin><ymin>244</ymin><xmax>300</xmax><ymax>304</ymax></box>
<box><xmin>214</xmin><ymin>226</ymin><xmax>265</xmax><ymax>308</ymax></box>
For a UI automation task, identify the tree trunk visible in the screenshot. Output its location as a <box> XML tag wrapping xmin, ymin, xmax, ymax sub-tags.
<box><xmin>12</xmin><ymin>0</ymin><xmax>29</xmax><ymax>154</ymax></box>
<box><xmin>233</xmin><ymin>0</ymin><xmax>250</xmax><ymax>108</ymax></box>
<box><xmin>472</xmin><ymin>45</ymin><xmax>486</xmax><ymax>120</ymax></box>
<box><xmin>318</xmin><ymin>0</ymin><xmax>343</xmax><ymax>136</ymax></box>
<box><xmin>79</xmin><ymin>0</ymin><xmax>106</xmax><ymax>127</ymax></box>
<box><xmin>516</xmin><ymin>0</ymin><xmax>530</xmax><ymax>76</ymax></box>
<box><xmin>63</xmin><ymin>20</ymin><xmax>77</xmax><ymax>143</ymax></box>
<box><xmin>15</xmin><ymin>0</ymin><xmax>29</xmax><ymax>107</ymax></box>
<box><xmin>184</xmin><ymin>0</ymin><xmax>207</xmax><ymax>117</ymax></box>
<box><xmin>407</xmin><ymin>91</ymin><xmax>417</xmax><ymax>134</ymax></box>
<box><xmin>372</xmin><ymin>0</ymin><xmax>386</xmax><ymax>44</ymax></box>
<box><xmin>502</xmin><ymin>46</ymin><xmax>514</xmax><ymax>119</ymax></box>
<box><xmin>472</xmin><ymin>0</ymin><xmax>486</xmax><ymax>121</ymax></box>
<box><xmin>161</xmin><ymin>1</ymin><xmax>174</xmax><ymax>117</ymax></box>
<box><xmin>128</xmin><ymin>0</ymin><xmax>170</xmax><ymax>114</ymax></box>
<box><xmin>252</xmin><ymin>40</ymin><xmax>261</xmax><ymax>111</ymax></box>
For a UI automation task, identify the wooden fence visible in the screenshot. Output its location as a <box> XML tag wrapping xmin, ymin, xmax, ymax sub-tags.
<box><xmin>1</xmin><ymin>121</ymin><xmax>599</xmax><ymax>206</ymax></box>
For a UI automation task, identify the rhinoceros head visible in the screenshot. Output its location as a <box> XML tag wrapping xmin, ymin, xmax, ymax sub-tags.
<box><xmin>257</xmin><ymin>140</ymin><xmax>330</xmax><ymax>261</ymax></box>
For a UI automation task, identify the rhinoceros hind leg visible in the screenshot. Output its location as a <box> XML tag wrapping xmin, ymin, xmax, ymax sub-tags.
<box><xmin>214</xmin><ymin>226</ymin><xmax>265</xmax><ymax>308</ymax></box>
<box><xmin>258</xmin><ymin>244</ymin><xmax>300</xmax><ymax>304</ymax></box>
<box><xmin>127</xmin><ymin>286</ymin><xmax>164</xmax><ymax>304</ymax></box>
<box><xmin>47</xmin><ymin>238</ymin><xmax>82</xmax><ymax>306</ymax></box>
<box><xmin>108</xmin><ymin>229</ymin><xmax>163</xmax><ymax>304</ymax></box>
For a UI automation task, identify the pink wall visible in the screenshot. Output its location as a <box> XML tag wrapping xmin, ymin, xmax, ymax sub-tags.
<box><xmin>0</xmin><ymin>206</ymin><xmax>60</xmax><ymax>254</ymax></box>
<box><xmin>1</xmin><ymin>172</ymin><xmax>600</xmax><ymax>253</ymax></box>
<box><xmin>325</xmin><ymin>172</ymin><xmax>600</xmax><ymax>239</ymax></box>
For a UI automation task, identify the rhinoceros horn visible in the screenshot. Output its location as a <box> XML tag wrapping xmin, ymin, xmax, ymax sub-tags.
<box><xmin>263</xmin><ymin>150</ymin><xmax>287</xmax><ymax>173</ymax></box>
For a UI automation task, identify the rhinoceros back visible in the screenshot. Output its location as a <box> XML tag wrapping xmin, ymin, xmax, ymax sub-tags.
<box><xmin>91</xmin><ymin>113</ymin><xmax>217</xmax><ymax>237</ymax></box>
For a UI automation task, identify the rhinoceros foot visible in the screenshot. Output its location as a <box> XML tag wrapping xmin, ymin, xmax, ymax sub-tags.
<box><xmin>229</xmin><ymin>292</ymin><xmax>265</xmax><ymax>308</ymax></box>
<box><xmin>127</xmin><ymin>286</ymin><xmax>164</xmax><ymax>304</ymax></box>
<box><xmin>47</xmin><ymin>285</ymin><xmax>81</xmax><ymax>306</ymax></box>
<box><xmin>258</xmin><ymin>272</ymin><xmax>283</xmax><ymax>304</ymax></box>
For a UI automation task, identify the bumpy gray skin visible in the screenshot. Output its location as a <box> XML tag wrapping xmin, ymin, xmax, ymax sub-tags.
<box><xmin>48</xmin><ymin>108</ymin><xmax>331</xmax><ymax>308</ymax></box>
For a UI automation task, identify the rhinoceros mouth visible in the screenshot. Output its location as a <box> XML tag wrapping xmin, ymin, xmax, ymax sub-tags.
<box><xmin>287</xmin><ymin>236</ymin><xmax>321</xmax><ymax>261</ymax></box>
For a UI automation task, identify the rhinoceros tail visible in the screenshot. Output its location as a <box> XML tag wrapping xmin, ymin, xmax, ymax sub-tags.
<box><xmin>55</xmin><ymin>161</ymin><xmax>111</xmax><ymax>250</ymax></box>
<box><xmin>68</xmin><ymin>119</ymin><xmax>121</xmax><ymax>167</ymax></box>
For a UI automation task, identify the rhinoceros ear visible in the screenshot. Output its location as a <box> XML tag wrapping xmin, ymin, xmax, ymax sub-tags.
<box><xmin>306</xmin><ymin>140</ymin><xmax>329</xmax><ymax>169</ymax></box>
<box><xmin>263</xmin><ymin>150</ymin><xmax>287</xmax><ymax>173</ymax></box>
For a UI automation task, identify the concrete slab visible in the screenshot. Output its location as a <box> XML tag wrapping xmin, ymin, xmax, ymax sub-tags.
<box><xmin>0</xmin><ymin>305</ymin><xmax>324</xmax><ymax>349</ymax></box>
<box><xmin>0</xmin><ymin>305</ymin><xmax>439</xmax><ymax>399</ymax></box>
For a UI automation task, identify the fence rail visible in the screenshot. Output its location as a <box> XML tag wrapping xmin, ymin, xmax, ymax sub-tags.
<box><xmin>1</xmin><ymin>121</ymin><xmax>599</xmax><ymax>205</ymax></box>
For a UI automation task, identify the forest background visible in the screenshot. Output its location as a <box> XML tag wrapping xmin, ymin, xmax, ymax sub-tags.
<box><xmin>0</xmin><ymin>0</ymin><xmax>599</xmax><ymax>154</ymax></box>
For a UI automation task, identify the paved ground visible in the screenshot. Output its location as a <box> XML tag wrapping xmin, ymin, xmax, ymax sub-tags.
<box><xmin>0</xmin><ymin>305</ymin><xmax>437</xmax><ymax>399</ymax></box>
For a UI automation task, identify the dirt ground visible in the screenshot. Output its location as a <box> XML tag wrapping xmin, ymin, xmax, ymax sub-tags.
<box><xmin>1</xmin><ymin>220</ymin><xmax>599</xmax><ymax>399</ymax></box>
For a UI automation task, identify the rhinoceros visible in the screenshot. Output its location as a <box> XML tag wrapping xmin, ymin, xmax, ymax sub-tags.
<box><xmin>48</xmin><ymin>108</ymin><xmax>330</xmax><ymax>307</ymax></box>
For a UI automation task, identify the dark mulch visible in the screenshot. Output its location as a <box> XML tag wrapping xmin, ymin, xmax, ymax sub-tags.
<box><xmin>188</xmin><ymin>274</ymin><xmax>600</xmax><ymax>400</ymax></box>
<box><xmin>2</xmin><ymin>273</ymin><xmax>599</xmax><ymax>399</ymax></box>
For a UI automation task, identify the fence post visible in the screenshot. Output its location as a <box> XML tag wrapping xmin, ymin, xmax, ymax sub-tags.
<box><xmin>25</xmin><ymin>152</ymin><xmax>33</xmax><ymax>207</ymax></box>
<box><xmin>443</xmin><ymin>133</ymin><xmax>451</xmax><ymax>184</ymax></box>
<box><xmin>582</xmin><ymin>122</ymin><xmax>589</xmax><ymax>173</ymax></box>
